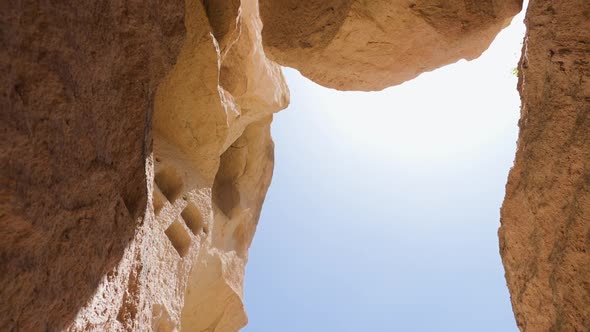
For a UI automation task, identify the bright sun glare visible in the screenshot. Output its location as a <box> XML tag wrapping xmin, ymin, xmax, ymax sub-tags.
<box><xmin>285</xmin><ymin>14</ymin><xmax>525</xmax><ymax>166</ymax></box>
<box><xmin>245</xmin><ymin>8</ymin><xmax>529</xmax><ymax>332</ymax></box>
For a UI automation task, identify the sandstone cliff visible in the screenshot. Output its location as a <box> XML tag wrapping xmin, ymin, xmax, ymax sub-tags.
<box><xmin>1</xmin><ymin>0</ymin><xmax>588</xmax><ymax>331</ymax></box>
<box><xmin>2</xmin><ymin>0</ymin><xmax>287</xmax><ymax>330</ymax></box>
<box><xmin>499</xmin><ymin>0</ymin><xmax>590</xmax><ymax>330</ymax></box>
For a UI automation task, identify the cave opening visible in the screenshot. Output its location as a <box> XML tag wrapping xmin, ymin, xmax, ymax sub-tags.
<box><xmin>243</xmin><ymin>5</ymin><xmax>527</xmax><ymax>332</ymax></box>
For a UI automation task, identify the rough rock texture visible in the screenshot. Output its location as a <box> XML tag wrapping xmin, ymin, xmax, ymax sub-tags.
<box><xmin>1</xmin><ymin>0</ymin><xmax>287</xmax><ymax>331</ymax></box>
<box><xmin>151</xmin><ymin>1</ymin><xmax>286</xmax><ymax>329</ymax></box>
<box><xmin>498</xmin><ymin>0</ymin><xmax>590</xmax><ymax>330</ymax></box>
<box><xmin>1</xmin><ymin>1</ymin><xmax>186</xmax><ymax>330</ymax></box>
<box><xmin>1</xmin><ymin>0</ymin><xmax>588</xmax><ymax>331</ymax></box>
<box><xmin>259</xmin><ymin>0</ymin><xmax>522</xmax><ymax>90</ymax></box>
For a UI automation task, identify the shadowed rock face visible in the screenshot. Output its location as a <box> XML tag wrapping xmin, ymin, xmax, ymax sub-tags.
<box><xmin>1</xmin><ymin>0</ymin><xmax>588</xmax><ymax>331</ymax></box>
<box><xmin>0</xmin><ymin>1</ymin><xmax>185</xmax><ymax>330</ymax></box>
<box><xmin>499</xmin><ymin>0</ymin><xmax>590</xmax><ymax>330</ymax></box>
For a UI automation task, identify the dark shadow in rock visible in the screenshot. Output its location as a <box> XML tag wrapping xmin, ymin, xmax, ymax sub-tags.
<box><xmin>0</xmin><ymin>0</ymin><xmax>185</xmax><ymax>329</ymax></box>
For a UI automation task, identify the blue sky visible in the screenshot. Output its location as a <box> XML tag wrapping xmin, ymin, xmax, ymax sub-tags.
<box><xmin>243</xmin><ymin>9</ymin><xmax>525</xmax><ymax>332</ymax></box>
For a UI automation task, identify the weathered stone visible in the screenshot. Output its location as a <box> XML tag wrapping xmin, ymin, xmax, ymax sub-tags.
<box><xmin>1</xmin><ymin>0</ymin><xmax>286</xmax><ymax>331</ymax></box>
<box><xmin>259</xmin><ymin>0</ymin><xmax>523</xmax><ymax>91</ymax></box>
<box><xmin>2</xmin><ymin>0</ymin><xmax>588</xmax><ymax>331</ymax></box>
<box><xmin>0</xmin><ymin>1</ymin><xmax>185</xmax><ymax>330</ymax></box>
<box><xmin>499</xmin><ymin>0</ymin><xmax>590</xmax><ymax>330</ymax></box>
<box><xmin>151</xmin><ymin>0</ymin><xmax>287</xmax><ymax>330</ymax></box>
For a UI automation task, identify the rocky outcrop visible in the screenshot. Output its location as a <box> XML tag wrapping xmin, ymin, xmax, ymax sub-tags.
<box><xmin>1</xmin><ymin>0</ymin><xmax>287</xmax><ymax>331</ymax></box>
<box><xmin>151</xmin><ymin>0</ymin><xmax>286</xmax><ymax>330</ymax></box>
<box><xmin>259</xmin><ymin>0</ymin><xmax>522</xmax><ymax>90</ymax></box>
<box><xmin>1</xmin><ymin>1</ymin><xmax>186</xmax><ymax>330</ymax></box>
<box><xmin>499</xmin><ymin>0</ymin><xmax>590</xmax><ymax>330</ymax></box>
<box><xmin>1</xmin><ymin>0</ymin><xmax>588</xmax><ymax>331</ymax></box>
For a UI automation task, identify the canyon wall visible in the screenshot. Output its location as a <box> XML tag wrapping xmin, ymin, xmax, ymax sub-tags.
<box><xmin>1</xmin><ymin>1</ymin><xmax>187</xmax><ymax>330</ymax></box>
<box><xmin>1</xmin><ymin>0</ymin><xmax>588</xmax><ymax>331</ymax></box>
<box><xmin>1</xmin><ymin>0</ymin><xmax>287</xmax><ymax>330</ymax></box>
<box><xmin>498</xmin><ymin>0</ymin><xmax>590</xmax><ymax>330</ymax></box>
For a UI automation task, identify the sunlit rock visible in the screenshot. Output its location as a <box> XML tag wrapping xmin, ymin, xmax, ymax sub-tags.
<box><xmin>2</xmin><ymin>0</ymin><xmax>588</xmax><ymax>331</ymax></box>
<box><xmin>1</xmin><ymin>0</ymin><xmax>286</xmax><ymax>330</ymax></box>
<box><xmin>259</xmin><ymin>0</ymin><xmax>522</xmax><ymax>90</ymax></box>
<box><xmin>499</xmin><ymin>0</ymin><xmax>590</xmax><ymax>330</ymax></box>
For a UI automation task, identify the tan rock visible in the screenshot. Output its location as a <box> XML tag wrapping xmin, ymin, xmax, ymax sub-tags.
<box><xmin>499</xmin><ymin>0</ymin><xmax>590</xmax><ymax>330</ymax></box>
<box><xmin>2</xmin><ymin>0</ymin><xmax>588</xmax><ymax>331</ymax></box>
<box><xmin>0</xmin><ymin>1</ymin><xmax>185</xmax><ymax>330</ymax></box>
<box><xmin>259</xmin><ymin>0</ymin><xmax>522</xmax><ymax>91</ymax></box>
<box><xmin>151</xmin><ymin>0</ymin><xmax>286</xmax><ymax>330</ymax></box>
<box><xmin>1</xmin><ymin>0</ymin><xmax>286</xmax><ymax>331</ymax></box>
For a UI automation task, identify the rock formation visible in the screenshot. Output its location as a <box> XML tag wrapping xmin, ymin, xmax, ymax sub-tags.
<box><xmin>259</xmin><ymin>0</ymin><xmax>522</xmax><ymax>91</ymax></box>
<box><xmin>498</xmin><ymin>0</ymin><xmax>590</xmax><ymax>330</ymax></box>
<box><xmin>1</xmin><ymin>1</ymin><xmax>187</xmax><ymax>330</ymax></box>
<box><xmin>2</xmin><ymin>0</ymin><xmax>287</xmax><ymax>330</ymax></box>
<box><xmin>0</xmin><ymin>0</ymin><xmax>587</xmax><ymax>331</ymax></box>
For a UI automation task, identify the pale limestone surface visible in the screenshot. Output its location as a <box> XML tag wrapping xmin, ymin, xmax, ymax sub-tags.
<box><xmin>141</xmin><ymin>0</ymin><xmax>287</xmax><ymax>331</ymax></box>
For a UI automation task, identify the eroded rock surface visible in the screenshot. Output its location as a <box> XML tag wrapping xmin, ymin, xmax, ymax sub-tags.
<box><xmin>499</xmin><ymin>0</ymin><xmax>590</xmax><ymax>330</ymax></box>
<box><xmin>259</xmin><ymin>0</ymin><xmax>522</xmax><ymax>90</ymax></box>
<box><xmin>1</xmin><ymin>0</ymin><xmax>287</xmax><ymax>331</ymax></box>
<box><xmin>1</xmin><ymin>1</ymin><xmax>185</xmax><ymax>330</ymax></box>
<box><xmin>1</xmin><ymin>0</ymin><xmax>588</xmax><ymax>331</ymax></box>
